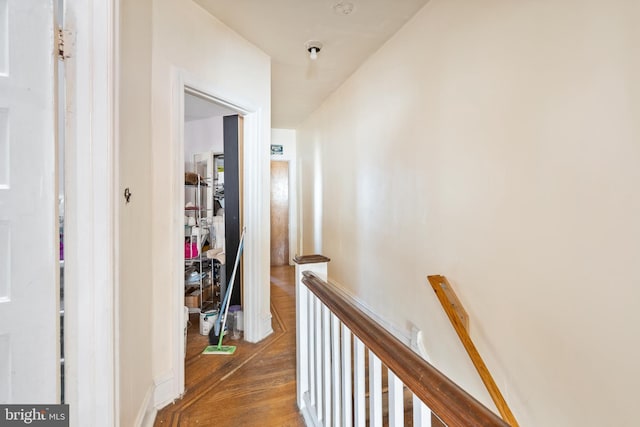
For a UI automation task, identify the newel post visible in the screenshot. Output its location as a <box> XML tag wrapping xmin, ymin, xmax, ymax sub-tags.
<box><xmin>293</xmin><ymin>254</ymin><xmax>330</xmax><ymax>412</ymax></box>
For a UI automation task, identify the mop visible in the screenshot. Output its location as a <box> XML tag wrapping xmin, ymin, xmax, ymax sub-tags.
<box><xmin>202</xmin><ymin>227</ymin><xmax>246</xmax><ymax>355</ymax></box>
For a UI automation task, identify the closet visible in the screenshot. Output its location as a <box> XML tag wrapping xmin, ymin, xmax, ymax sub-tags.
<box><xmin>184</xmin><ymin>152</ymin><xmax>224</xmax><ymax>312</ymax></box>
<box><xmin>183</xmin><ymin>92</ymin><xmax>242</xmax><ymax>319</ymax></box>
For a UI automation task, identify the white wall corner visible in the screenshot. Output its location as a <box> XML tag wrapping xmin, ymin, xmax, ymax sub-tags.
<box><xmin>135</xmin><ymin>384</ymin><xmax>157</xmax><ymax>427</ymax></box>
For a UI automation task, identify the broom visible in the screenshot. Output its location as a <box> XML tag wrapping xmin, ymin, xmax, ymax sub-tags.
<box><xmin>203</xmin><ymin>227</ymin><xmax>246</xmax><ymax>355</ymax></box>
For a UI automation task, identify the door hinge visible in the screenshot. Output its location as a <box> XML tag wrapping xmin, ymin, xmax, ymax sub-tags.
<box><xmin>57</xmin><ymin>27</ymin><xmax>71</xmax><ymax>61</ymax></box>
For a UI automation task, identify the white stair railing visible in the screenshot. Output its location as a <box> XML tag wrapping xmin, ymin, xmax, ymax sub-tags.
<box><xmin>294</xmin><ymin>255</ymin><xmax>511</xmax><ymax>427</ymax></box>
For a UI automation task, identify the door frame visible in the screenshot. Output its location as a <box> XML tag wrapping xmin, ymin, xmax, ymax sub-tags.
<box><xmin>63</xmin><ymin>0</ymin><xmax>116</xmax><ymax>425</ymax></box>
<box><xmin>269</xmin><ymin>129</ymin><xmax>298</xmax><ymax>265</ymax></box>
<box><xmin>169</xmin><ymin>69</ymin><xmax>272</xmax><ymax>400</ymax></box>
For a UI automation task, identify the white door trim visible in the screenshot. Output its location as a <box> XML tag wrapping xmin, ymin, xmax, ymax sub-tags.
<box><xmin>162</xmin><ymin>69</ymin><xmax>272</xmax><ymax>406</ymax></box>
<box><xmin>63</xmin><ymin>0</ymin><xmax>116</xmax><ymax>425</ymax></box>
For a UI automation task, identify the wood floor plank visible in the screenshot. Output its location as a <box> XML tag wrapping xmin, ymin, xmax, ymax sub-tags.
<box><xmin>155</xmin><ymin>266</ymin><xmax>304</xmax><ymax>427</ymax></box>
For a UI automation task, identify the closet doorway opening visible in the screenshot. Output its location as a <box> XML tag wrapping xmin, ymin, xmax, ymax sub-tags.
<box><xmin>171</xmin><ymin>77</ymin><xmax>270</xmax><ymax>402</ymax></box>
<box><xmin>182</xmin><ymin>89</ymin><xmax>243</xmax><ymax>366</ymax></box>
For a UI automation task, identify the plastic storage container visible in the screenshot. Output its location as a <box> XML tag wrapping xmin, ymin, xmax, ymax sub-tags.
<box><xmin>228</xmin><ymin>305</ymin><xmax>242</xmax><ymax>339</ymax></box>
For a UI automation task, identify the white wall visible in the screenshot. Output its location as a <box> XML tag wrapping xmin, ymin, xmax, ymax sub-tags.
<box><xmin>118</xmin><ymin>0</ymin><xmax>154</xmax><ymax>425</ymax></box>
<box><xmin>297</xmin><ymin>0</ymin><xmax>640</xmax><ymax>425</ymax></box>
<box><xmin>150</xmin><ymin>0</ymin><xmax>271</xmax><ymax>407</ymax></box>
<box><xmin>184</xmin><ymin>116</ymin><xmax>224</xmax><ymax>166</ymax></box>
<box><xmin>271</xmin><ymin>129</ymin><xmax>298</xmax><ymax>263</ymax></box>
<box><xmin>117</xmin><ymin>0</ymin><xmax>153</xmax><ymax>425</ymax></box>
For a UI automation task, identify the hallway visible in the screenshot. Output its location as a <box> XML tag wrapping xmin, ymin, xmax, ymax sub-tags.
<box><xmin>155</xmin><ymin>266</ymin><xmax>304</xmax><ymax>426</ymax></box>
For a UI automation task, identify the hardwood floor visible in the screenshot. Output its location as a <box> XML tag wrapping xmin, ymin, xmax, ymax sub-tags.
<box><xmin>155</xmin><ymin>266</ymin><xmax>305</xmax><ymax>427</ymax></box>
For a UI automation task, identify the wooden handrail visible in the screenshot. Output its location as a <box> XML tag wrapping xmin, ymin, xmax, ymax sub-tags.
<box><xmin>302</xmin><ymin>271</ymin><xmax>510</xmax><ymax>427</ymax></box>
<box><xmin>428</xmin><ymin>275</ymin><xmax>519</xmax><ymax>427</ymax></box>
<box><xmin>293</xmin><ymin>254</ymin><xmax>331</xmax><ymax>264</ymax></box>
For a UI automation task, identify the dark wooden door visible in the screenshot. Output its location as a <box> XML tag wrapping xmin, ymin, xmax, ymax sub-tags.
<box><xmin>270</xmin><ymin>161</ymin><xmax>289</xmax><ymax>266</ymax></box>
<box><xmin>224</xmin><ymin>115</ymin><xmax>242</xmax><ymax>306</ymax></box>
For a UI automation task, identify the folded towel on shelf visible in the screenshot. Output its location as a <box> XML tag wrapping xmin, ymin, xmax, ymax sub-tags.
<box><xmin>213</xmin><ymin>253</ymin><xmax>225</xmax><ymax>265</ymax></box>
<box><xmin>206</xmin><ymin>248</ymin><xmax>222</xmax><ymax>257</ymax></box>
<box><xmin>206</xmin><ymin>248</ymin><xmax>225</xmax><ymax>265</ymax></box>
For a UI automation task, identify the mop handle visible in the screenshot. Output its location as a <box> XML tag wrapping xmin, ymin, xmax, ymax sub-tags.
<box><xmin>217</xmin><ymin>227</ymin><xmax>246</xmax><ymax>348</ymax></box>
<box><xmin>214</xmin><ymin>227</ymin><xmax>245</xmax><ymax>332</ymax></box>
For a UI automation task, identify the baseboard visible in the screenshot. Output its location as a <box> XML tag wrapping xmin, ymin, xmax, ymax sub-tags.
<box><xmin>153</xmin><ymin>371</ymin><xmax>177</xmax><ymax>409</ymax></box>
<box><xmin>299</xmin><ymin>406</ymin><xmax>316</xmax><ymax>427</ymax></box>
<box><xmin>260</xmin><ymin>312</ymin><xmax>274</xmax><ymax>338</ymax></box>
<box><xmin>140</xmin><ymin>406</ymin><xmax>157</xmax><ymax>427</ymax></box>
<box><xmin>300</xmin><ymin>392</ymin><xmax>321</xmax><ymax>427</ymax></box>
<box><xmin>135</xmin><ymin>384</ymin><xmax>157</xmax><ymax>427</ymax></box>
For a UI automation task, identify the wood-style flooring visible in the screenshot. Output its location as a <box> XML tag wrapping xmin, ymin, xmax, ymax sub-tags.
<box><xmin>155</xmin><ymin>265</ymin><xmax>305</xmax><ymax>427</ymax></box>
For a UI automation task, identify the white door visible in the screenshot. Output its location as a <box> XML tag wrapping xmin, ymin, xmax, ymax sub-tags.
<box><xmin>0</xmin><ymin>0</ymin><xmax>59</xmax><ymax>403</ymax></box>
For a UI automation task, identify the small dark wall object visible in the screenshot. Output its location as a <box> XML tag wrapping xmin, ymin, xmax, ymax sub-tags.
<box><xmin>124</xmin><ymin>188</ymin><xmax>132</xmax><ymax>203</ymax></box>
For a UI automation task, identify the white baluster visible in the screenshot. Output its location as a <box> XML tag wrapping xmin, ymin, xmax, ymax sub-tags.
<box><xmin>341</xmin><ymin>325</ymin><xmax>353</xmax><ymax>427</ymax></box>
<box><xmin>308</xmin><ymin>290</ymin><xmax>316</xmax><ymax>410</ymax></box>
<box><xmin>388</xmin><ymin>371</ymin><xmax>404</xmax><ymax>427</ymax></box>
<box><xmin>353</xmin><ymin>337</ymin><xmax>366</xmax><ymax>427</ymax></box>
<box><xmin>369</xmin><ymin>351</ymin><xmax>383</xmax><ymax>427</ymax></box>
<box><xmin>294</xmin><ymin>255</ymin><xmax>329</xmax><ymax>424</ymax></box>
<box><xmin>296</xmin><ymin>278</ymin><xmax>309</xmax><ymax>409</ymax></box>
<box><xmin>413</xmin><ymin>395</ymin><xmax>432</xmax><ymax>427</ymax></box>
<box><xmin>331</xmin><ymin>313</ymin><xmax>342</xmax><ymax>427</ymax></box>
<box><xmin>314</xmin><ymin>297</ymin><xmax>323</xmax><ymax>421</ymax></box>
<box><xmin>323</xmin><ymin>304</ymin><xmax>332</xmax><ymax>424</ymax></box>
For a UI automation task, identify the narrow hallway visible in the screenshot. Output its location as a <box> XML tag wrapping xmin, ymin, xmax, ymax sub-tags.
<box><xmin>155</xmin><ymin>266</ymin><xmax>304</xmax><ymax>426</ymax></box>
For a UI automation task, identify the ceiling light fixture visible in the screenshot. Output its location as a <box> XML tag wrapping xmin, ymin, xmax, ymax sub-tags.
<box><xmin>305</xmin><ymin>41</ymin><xmax>323</xmax><ymax>60</ymax></box>
<box><xmin>333</xmin><ymin>1</ymin><xmax>355</xmax><ymax>15</ymax></box>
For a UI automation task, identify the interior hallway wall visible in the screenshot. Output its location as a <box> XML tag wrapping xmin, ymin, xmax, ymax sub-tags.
<box><xmin>118</xmin><ymin>0</ymin><xmax>154</xmax><ymax>425</ymax></box>
<box><xmin>297</xmin><ymin>0</ymin><xmax>640</xmax><ymax>425</ymax></box>
<box><xmin>150</xmin><ymin>0</ymin><xmax>272</xmax><ymax>406</ymax></box>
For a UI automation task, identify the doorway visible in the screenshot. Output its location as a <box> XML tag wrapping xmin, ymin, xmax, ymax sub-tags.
<box><xmin>168</xmin><ymin>76</ymin><xmax>272</xmax><ymax>404</ymax></box>
<box><xmin>270</xmin><ymin>161</ymin><xmax>290</xmax><ymax>266</ymax></box>
<box><xmin>183</xmin><ymin>92</ymin><xmax>233</xmax><ymax>317</ymax></box>
<box><xmin>182</xmin><ymin>91</ymin><xmax>242</xmax><ymax>339</ymax></box>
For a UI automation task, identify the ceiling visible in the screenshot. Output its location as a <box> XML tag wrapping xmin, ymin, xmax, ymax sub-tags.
<box><xmin>184</xmin><ymin>92</ymin><xmax>236</xmax><ymax>122</ymax></box>
<box><xmin>195</xmin><ymin>0</ymin><xmax>430</xmax><ymax>129</ymax></box>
